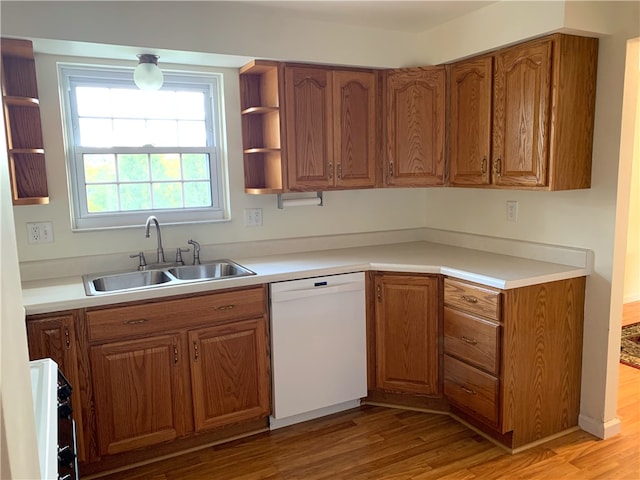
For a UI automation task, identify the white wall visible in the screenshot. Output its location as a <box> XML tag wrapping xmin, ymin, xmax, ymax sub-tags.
<box><xmin>1</xmin><ymin>0</ymin><xmax>639</xmax><ymax>447</ymax></box>
<box><xmin>623</xmin><ymin>38</ymin><xmax>639</xmax><ymax>304</ymax></box>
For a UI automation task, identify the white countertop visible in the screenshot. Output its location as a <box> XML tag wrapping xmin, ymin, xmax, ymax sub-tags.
<box><xmin>22</xmin><ymin>241</ymin><xmax>590</xmax><ymax>315</ymax></box>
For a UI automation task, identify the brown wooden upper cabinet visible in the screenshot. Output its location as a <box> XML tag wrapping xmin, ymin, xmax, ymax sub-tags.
<box><xmin>449</xmin><ymin>34</ymin><xmax>598</xmax><ymax>190</ymax></box>
<box><xmin>1</xmin><ymin>38</ymin><xmax>49</xmax><ymax>204</ymax></box>
<box><xmin>383</xmin><ymin>66</ymin><xmax>446</xmax><ymax>187</ymax></box>
<box><xmin>284</xmin><ymin>65</ymin><xmax>377</xmax><ymax>191</ymax></box>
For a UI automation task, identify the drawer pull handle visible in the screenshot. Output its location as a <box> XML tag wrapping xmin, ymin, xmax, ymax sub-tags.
<box><xmin>216</xmin><ymin>304</ymin><xmax>235</xmax><ymax>311</ymax></box>
<box><xmin>460</xmin><ymin>386</ymin><xmax>477</xmax><ymax>395</ymax></box>
<box><xmin>64</xmin><ymin>327</ymin><xmax>71</xmax><ymax>350</ymax></box>
<box><xmin>461</xmin><ymin>336</ymin><xmax>478</xmax><ymax>345</ymax></box>
<box><xmin>124</xmin><ymin>318</ymin><xmax>148</xmax><ymax>325</ymax></box>
<box><xmin>461</xmin><ymin>295</ymin><xmax>479</xmax><ymax>304</ymax></box>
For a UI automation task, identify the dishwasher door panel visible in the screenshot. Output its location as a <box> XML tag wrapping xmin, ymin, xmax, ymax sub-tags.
<box><xmin>270</xmin><ymin>272</ymin><xmax>367</xmax><ymax>421</ymax></box>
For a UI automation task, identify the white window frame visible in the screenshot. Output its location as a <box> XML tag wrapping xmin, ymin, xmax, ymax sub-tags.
<box><xmin>59</xmin><ymin>63</ymin><xmax>229</xmax><ymax>230</ymax></box>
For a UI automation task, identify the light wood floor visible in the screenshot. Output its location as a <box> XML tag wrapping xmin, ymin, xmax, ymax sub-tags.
<box><xmin>93</xmin><ymin>306</ymin><xmax>640</xmax><ymax>480</ymax></box>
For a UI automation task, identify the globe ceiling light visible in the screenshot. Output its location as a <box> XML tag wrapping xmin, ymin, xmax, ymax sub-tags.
<box><xmin>133</xmin><ymin>54</ymin><xmax>164</xmax><ymax>91</ymax></box>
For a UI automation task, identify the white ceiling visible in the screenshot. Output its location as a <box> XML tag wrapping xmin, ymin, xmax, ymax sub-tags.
<box><xmin>242</xmin><ymin>1</ymin><xmax>497</xmax><ymax>33</ymax></box>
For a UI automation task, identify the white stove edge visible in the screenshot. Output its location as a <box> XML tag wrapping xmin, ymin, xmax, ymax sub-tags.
<box><xmin>29</xmin><ymin>358</ymin><xmax>58</xmax><ymax>480</ymax></box>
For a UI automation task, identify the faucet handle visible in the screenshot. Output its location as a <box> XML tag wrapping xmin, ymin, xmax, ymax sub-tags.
<box><xmin>175</xmin><ymin>247</ymin><xmax>190</xmax><ymax>266</ymax></box>
<box><xmin>129</xmin><ymin>251</ymin><xmax>147</xmax><ymax>271</ymax></box>
<box><xmin>188</xmin><ymin>239</ymin><xmax>201</xmax><ymax>264</ymax></box>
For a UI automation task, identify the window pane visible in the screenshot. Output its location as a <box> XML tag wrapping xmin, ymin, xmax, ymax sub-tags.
<box><xmin>79</xmin><ymin>118</ymin><xmax>113</xmax><ymax>147</ymax></box>
<box><xmin>111</xmin><ymin>88</ymin><xmax>146</xmax><ymax>118</ymax></box>
<box><xmin>118</xmin><ymin>154</ymin><xmax>150</xmax><ymax>182</ymax></box>
<box><xmin>84</xmin><ymin>154</ymin><xmax>116</xmax><ymax>182</ymax></box>
<box><xmin>184</xmin><ymin>181</ymin><xmax>212</xmax><ymax>207</ymax></box>
<box><xmin>145</xmin><ymin>90</ymin><xmax>177</xmax><ymax>119</ymax></box>
<box><xmin>87</xmin><ymin>184</ymin><xmax>118</xmax><ymax>212</ymax></box>
<box><xmin>147</xmin><ymin>120</ymin><xmax>178</xmax><ymax>146</ymax></box>
<box><xmin>152</xmin><ymin>182</ymin><xmax>183</xmax><ymax>209</ymax></box>
<box><xmin>76</xmin><ymin>86</ymin><xmax>112</xmax><ymax>117</ymax></box>
<box><xmin>119</xmin><ymin>184</ymin><xmax>151</xmax><ymax>211</ymax></box>
<box><xmin>178</xmin><ymin>121</ymin><xmax>207</xmax><ymax>146</ymax></box>
<box><xmin>113</xmin><ymin>119</ymin><xmax>146</xmax><ymax>146</ymax></box>
<box><xmin>151</xmin><ymin>154</ymin><xmax>181</xmax><ymax>180</ymax></box>
<box><xmin>182</xmin><ymin>154</ymin><xmax>209</xmax><ymax>180</ymax></box>
<box><xmin>176</xmin><ymin>91</ymin><xmax>205</xmax><ymax>119</ymax></box>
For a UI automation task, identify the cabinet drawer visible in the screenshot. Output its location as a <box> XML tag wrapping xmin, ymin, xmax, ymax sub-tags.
<box><xmin>444</xmin><ymin>355</ymin><xmax>499</xmax><ymax>426</ymax></box>
<box><xmin>444</xmin><ymin>278</ymin><xmax>501</xmax><ymax>321</ymax></box>
<box><xmin>444</xmin><ymin>307</ymin><xmax>500</xmax><ymax>375</ymax></box>
<box><xmin>87</xmin><ymin>286</ymin><xmax>266</xmax><ymax>343</ymax></box>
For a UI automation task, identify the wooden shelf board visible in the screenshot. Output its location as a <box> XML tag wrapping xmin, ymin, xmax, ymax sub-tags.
<box><xmin>244</xmin><ymin>148</ymin><xmax>280</xmax><ymax>154</ymax></box>
<box><xmin>3</xmin><ymin>96</ymin><xmax>39</xmax><ymax>107</ymax></box>
<box><xmin>10</xmin><ymin>148</ymin><xmax>45</xmax><ymax>154</ymax></box>
<box><xmin>239</xmin><ymin>60</ymin><xmax>279</xmax><ymax>75</ymax></box>
<box><xmin>13</xmin><ymin>196</ymin><xmax>50</xmax><ymax>205</ymax></box>
<box><xmin>245</xmin><ymin>187</ymin><xmax>283</xmax><ymax>195</ymax></box>
<box><xmin>242</xmin><ymin>106</ymin><xmax>279</xmax><ymax>115</ymax></box>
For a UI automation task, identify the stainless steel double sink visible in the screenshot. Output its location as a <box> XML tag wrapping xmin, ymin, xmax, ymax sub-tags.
<box><xmin>83</xmin><ymin>260</ymin><xmax>255</xmax><ymax>296</ymax></box>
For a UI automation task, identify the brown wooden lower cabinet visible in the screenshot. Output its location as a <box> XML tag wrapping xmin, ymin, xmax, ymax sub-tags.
<box><xmin>189</xmin><ymin>319</ymin><xmax>270</xmax><ymax>432</ymax></box>
<box><xmin>26</xmin><ymin>311</ymin><xmax>86</xmax><ymax>462</ymax></box>
<box><xmin>90</xmin><ymin>333</ymin><xmax>189</xmax><ymax>456</ymax></box>
<box><xmin>26</xmin><ymin>273</ymin><xmax>586</xmax><ymax>475</ymax></box>
<box><xmin>442</xmin><ymin>276</ymin><xmax>585</xmax><ymax>449</ymax></box>
<box><xmin>367</xmin><ymin>273</ymin><xmax>444</xmax><ymax>410</ymax></box>
<box><xmin>27</xmin><ymin>285</ymin><xmax>271</xmax><ymax>475</ymax></box>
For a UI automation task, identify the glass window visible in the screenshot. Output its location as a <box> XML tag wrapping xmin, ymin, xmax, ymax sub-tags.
<box><xmin>59</xmin><ymin>64</ymin><xmax>227</xmax><ymax>230</ymax></box>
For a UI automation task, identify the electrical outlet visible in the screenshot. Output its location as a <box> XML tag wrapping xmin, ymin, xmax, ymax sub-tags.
<box><xmin>27</xmin><ymin>222</ymin><xmax>54</xmax><ymax>244</ymax></box>
<box><xmin>506</xmin><ymin>201</ymin><xmax>518</xmax><ymax>223</ymax></box>
<box><xmin>244</xmin><ymin>208</ymin><xmax>263</xmax><ymax>227</ymax></box>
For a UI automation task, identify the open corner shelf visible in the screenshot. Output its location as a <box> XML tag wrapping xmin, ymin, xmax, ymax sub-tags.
<box><xmin>239</xmin><ymin>60</ymin><xmax>285</xmax><ymax>194</ymax></box>
<box><xmin>1</xmin><ymin>37</ymin><xmax>49</xmax><ymax>205</ymax></box>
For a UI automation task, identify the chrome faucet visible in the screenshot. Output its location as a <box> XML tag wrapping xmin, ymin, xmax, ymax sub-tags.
<box><xmin>144</xmin><ymin>215</ymin><xmax>166</xmax><ymax>264</ymax></box>
<box><xmin>188</xmin><ymin>239</ymin><xmax>201</xmax><ymax>264</ymax></box>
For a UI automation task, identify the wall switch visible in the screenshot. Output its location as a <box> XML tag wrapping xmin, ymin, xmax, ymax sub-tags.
<box><xmin>244</xmin><ymin>208</ymin><xmax>263</xmax><ymax>227</ymax></box>
<box><xmin>506</xmin><ymin>201</ymin><xmax>518</xmax><ymax>223</ymax></box>
<box><xmin>27</xmin><ymin>222</ymin><xmax>54</xmax><ymax>244</ymax></box>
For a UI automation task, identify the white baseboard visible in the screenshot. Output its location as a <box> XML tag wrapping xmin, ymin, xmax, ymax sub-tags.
<box><xmin>269</xmin><ymin>399</ymin><xmax>361</xmax><ymax>430</ymax></box>
<box><xmin>578</xmin><ymin>414</ymin><xmax>622</xmax><ymax>439</ymax></box>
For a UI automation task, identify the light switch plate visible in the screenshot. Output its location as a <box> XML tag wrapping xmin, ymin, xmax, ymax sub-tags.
<box><xmin>506</xmin><ymin>201</ymin><xmax>518</xmax><ymax>223</ymax></box>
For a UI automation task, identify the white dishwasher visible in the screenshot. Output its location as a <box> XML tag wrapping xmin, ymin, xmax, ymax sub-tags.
<box><xmin>269</xmin><ymin>271</ymin><xmax>367</xmax><ymax>429</ymax></box>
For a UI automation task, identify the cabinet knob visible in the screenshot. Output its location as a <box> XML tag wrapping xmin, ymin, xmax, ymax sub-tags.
<box><xmin>388</xmin><ymin>161</ymin><xmax>394</xmax><ymax>177</ymax></box>
<box><xmin>494</xmin><ymin>158</ymin><xmax>502</xmax><ymax>176</ymax></box>
<box><xmin>460</xmin><ymin>386</ymin><xmax>477</xmax><ymax>395</ymax></box>
<box><xmin>461</xmin><ymin>295</ymin><xmax>478</xmax><ymax>304</ymax></box>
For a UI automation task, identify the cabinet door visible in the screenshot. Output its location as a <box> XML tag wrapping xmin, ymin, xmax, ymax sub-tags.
<box><xmin>189</xmin><ymin>318</ymin><xmax>270</xmax><ymax>432</ymax></box>
<box><xmin>27</xmin><ymin>312</ymin><xmax>86</xmax><ymax>462</ymax></box>
<box><xmin>333</xmin><ymin>70</ymin><xmax>377</xmax><ymax>188</ymax></box>
<box><xmin>493</xmin><ymin>38</ymin><xmax>552</xmax><ymax>187</ymax></box>
<box><xmin>374</xmin><ymin>274</ymin><xmax>440</xmax><ymax>395</ymax></box>
<box><xmin>449</xmin><ymin>57</ymin><xmax>493</xmax><ymax>186</ymax></box>
<box><xmin>90</xmin><ymin>334</ymin><xmax>189</xmax><ymax>455</ymax></box>
<box><xmin>284</xmin><ymin>66</ymin><xmax>333</xmax><ymax>190</ymax></box>
<box><xmin>384</xmin><ymin>67</ymin><xmax>446</xmax><ymax>187</ymax></box>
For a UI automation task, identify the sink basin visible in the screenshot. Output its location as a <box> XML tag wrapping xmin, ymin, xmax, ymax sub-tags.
<box><xmin>168</xmin><ymin>260</ymin><xmax>255</xmax><ymax>281</ymax></box>
<box><xmin>83</xmin><ymin>259</ymin><xmax>256</xmax><ymax>295</ymax></box>
<box><xmin>85</xmin><ymin>270</ymin><xmax>172</xmax><ymax>294</ymax></box>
